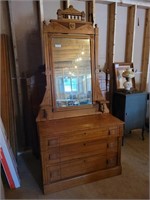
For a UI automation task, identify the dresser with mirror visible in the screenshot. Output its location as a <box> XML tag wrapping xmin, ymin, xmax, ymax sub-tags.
<box><xmin>36</xmin><ymin>5</ymin><xmax>123</xmax><ymax>194</ymax></box>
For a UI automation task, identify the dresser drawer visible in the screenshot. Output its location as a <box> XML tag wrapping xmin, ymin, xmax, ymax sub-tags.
<box><xmin>60</xmin><ymin>128</ymin><xmax>108</xmax><ymax>145</ymax></box>
<box><xmin>60</xmin><ymin>139</ymin><xmax>107</xmax><ymax>161</ymax></box>
<box><xmin>45</xmin><ymin>154</ymin><xmax>107</xmax><ymax>183</ymax></box>
<box><xmin>46</xmin><ymin>165</ymin><xmax>61</xmax><ymax>183</ymax></box>
<box><xmin>39</xmin><ymin>126</ymin><xmax>119</xmax><ymax>151</ymax></box>
<box><xmin>61</xmin><ymin>155</ymin><xmax>107</xmax><ymax>179</ymax></box>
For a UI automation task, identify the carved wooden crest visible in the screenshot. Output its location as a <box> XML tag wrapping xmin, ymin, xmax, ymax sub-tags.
<box><xmin>69</xmin><ymin>22</ymin><xmax>75</xmax><ymax>29</ymax></box>
<box><xmin>57</xmin><ymin>5</ymin><xmax>85</xmax><ymax>21</ymax></box>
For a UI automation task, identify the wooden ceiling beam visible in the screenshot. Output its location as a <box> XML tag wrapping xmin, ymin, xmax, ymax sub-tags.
<box><xmin>80</xmin><ymin>0</ymin><xmax>150</xmax><ymax>8</ymax></box>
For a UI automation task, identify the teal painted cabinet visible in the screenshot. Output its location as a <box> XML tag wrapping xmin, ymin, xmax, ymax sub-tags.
<box><xmin>113</xmin><ymin>91</ymin><xmax>147</xmax><ymax>143</ymax></box>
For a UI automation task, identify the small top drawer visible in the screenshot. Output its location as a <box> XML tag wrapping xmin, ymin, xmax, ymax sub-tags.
<box><xmin>60</xmin><ymin>128</ymin><xmax>108</xmax><ymax>145</ymax></box>
<box><xmin>39</xmin><ymin>126</ymin><xmax>120</xmax><ymax>151</ymax></box>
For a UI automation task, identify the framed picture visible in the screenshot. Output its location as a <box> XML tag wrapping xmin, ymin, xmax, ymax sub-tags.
<box><xmin>113</xmin><ymin>62</ymin><xmax>135</xmax><ymax>90</ymax></box>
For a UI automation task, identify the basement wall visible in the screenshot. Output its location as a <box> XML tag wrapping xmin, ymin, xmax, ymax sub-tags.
<box><xmin>0</xmin><ymin>1</ymin><xmax>10</xmax><ymax>35</ymax></box>
<box><xmin>133</xmin><ymin>8</ymin><xmax>146</xmax><ymax>88</ymax></box>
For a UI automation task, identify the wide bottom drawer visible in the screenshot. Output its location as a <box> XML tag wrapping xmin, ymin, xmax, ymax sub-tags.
<box><xmin>61</xmin><ymin>154</ymin><xmax>107</xmax><ymax>179</ymax></box>
<box><xmin>45</xmin><ymin>154</ymin><xmax>117</xmax><ymax>184</ymax></box>
<box><xmin>43</xmin><ymin>166</ymin><xmax>122</xmax><ymax>194</ymax></box>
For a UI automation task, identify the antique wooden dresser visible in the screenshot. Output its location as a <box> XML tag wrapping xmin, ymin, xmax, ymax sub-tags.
<box><xmin>36</xmin><ymin>6</ymin><xmax>123</xmax><ymax>194</ymax></box>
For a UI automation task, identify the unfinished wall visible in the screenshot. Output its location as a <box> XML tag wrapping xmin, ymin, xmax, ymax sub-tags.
<box><xmin>1</xmin><ymin>0</ymin><xmax>149</xmax><ymax>153</ymax></box>
<box><xmin>133</xmin><ymin>8</ymin><xmax>146</xmax><ymax>89</ymax></box>
<box><xmin>0</xmin><ymin>1</ymin><xmax>10</xmax><ymax>35</ymax></box>
<box><xmin>0</xmin><ymin>1</ymin><xmax>19</xmax><ymax>154</ymax></box>
<box><xmin>115</xmin><ymin>5</ymin><xmax>128</xmax><ymax>62</ymax></box>
<box><xmin>70</xmin><ymin>0</ymin><xmax>85</xmax><ymax>12</ymax></box>
<box><xmin>43</xmin><ymin>0</ymin><xmax>85</xmax><ymax>21</ymax></box>
<box><xmin>9</xmin><ymin>1</ymin><xmax>42</xmax><ymax>75</ymax></box>
<box><xmin>6</xmin><ymin>1</ymin><xmax>43</xmax><ymax>151</ymax></box>
<box><xmin>43</xmin><ymin>0</ymin><xmax>61</xmax><ymax>21</ymax></box>
<box><xmin>95</xmin><ymin>3</ymin><xmax>108</xmax><ymax>70</ymax></box>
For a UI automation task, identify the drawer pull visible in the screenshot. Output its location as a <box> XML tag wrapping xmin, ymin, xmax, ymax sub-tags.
<box><xmin>48</xmin><ymin>138</ymin><xmax>58</xmax><ymax>146</ymax></box>
<box><xmin>49</xmin><ymin>154</ymin><xmax>58</xmax><ymax>160</ymax></box>
<box><xmin>49</xmin><ymin>169</ymin><xmax>60</xmax><ymax>182</ymax></box>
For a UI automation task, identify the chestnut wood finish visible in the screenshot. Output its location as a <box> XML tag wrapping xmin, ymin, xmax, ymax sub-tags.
<box><xmin>37</xmin><ymin>114</ymin><xmax>123</xmax><ymax>193</ymax></box>
<box><xmin>37</xmin><ymin>6</ymin><xmax>123</xmax><ymax>194</ymax></box>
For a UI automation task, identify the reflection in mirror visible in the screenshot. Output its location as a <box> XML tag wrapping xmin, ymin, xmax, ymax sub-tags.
<box><xmin>52</xmin><ymin>37</ymin><xmax>92</xmax><ymax>108</ymax></box>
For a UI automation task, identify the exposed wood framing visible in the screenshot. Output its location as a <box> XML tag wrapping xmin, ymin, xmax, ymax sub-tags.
<box><xmin>61</xmin><ymin>1</ymin><xmax>68</xmax><ymax>9</ymax></box>
<box><xmin>0</xmin><ymin>34</ymin><xmax>17</xmax><ymax>155</ymax></box>
<box><xmin>80</xmin><ymin>0</ymin><xmax>150</xmax><ymax>8</ymax></box>
<box><xmin>86</xmin><ymin>0</ymin><xmax>95</xmax><ymax>24</ymax></box>
<box><xmin>61</xmin><ymin>0</ymin><xmax>70</xmax><ymax>9</ymax></box>
<box><xmin>8</xmin><ymin>1</ymin><xmax>25</xmax><ymax>151</ymax></box>
<box><xmin>86</xmin><ymin>1</ymin><xmax>93</xmax><ymax>22</ymax></box>
<box><xmin>125</xmin><ymin>5</ymin><xmax>137</xmax><ymax>62</ymax></box>
<box><xmin>38</xmin><ymin>0</ymin><xmax>44</xmax><ymax>64</ymax></box>
<box><xmin>106</xmin><ymin>2</ymin><xmax>117</xmax><ymax>110</ymax></box>
<box><xmin>140</xmin><ymin>9</ymin><xmax>150</xmax><ymax>91</ymax></box>
<box><xmin>107</xmin><ymin>3</ymin><xmax>117</xmax><ymax>70</ymax></box>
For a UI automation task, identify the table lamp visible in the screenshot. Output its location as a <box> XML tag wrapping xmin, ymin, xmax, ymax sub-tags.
<box><xmin>122</xmin><ymin>68</ymin><xmax>135</xmax><ymax>91</ymax></box>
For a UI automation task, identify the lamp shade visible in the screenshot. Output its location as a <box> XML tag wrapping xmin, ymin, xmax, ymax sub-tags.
<box><xmin>122</xmin><ymin>68</ymin><xmax>135</xmax><ymax>79</ymax></box>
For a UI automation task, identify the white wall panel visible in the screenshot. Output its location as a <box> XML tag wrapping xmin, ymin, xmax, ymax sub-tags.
<box><xmin>70</xmin><ymin>0</ymin><xmax>85</xmax><ymax>13</ymax></box>
<box><xmin>10</xmin><ymin>1</ymin><xmax>42</xmax><ymax>74</ymax></box>
<box><xmin>43</xmin><ymin>0</ymin><xmax>61</xmax><ymax>21</ymax></box>
<box><xmin>133</xmin><ymin>8</ymin><xmax>145</xmax><ymax>88</ymax></box>
<box><xmin>115</xmin><ymin>6</ymin><xmax>127</xmax><ymax>62</ymax></box>
<box><xmin>95</xmin><ymin>3</ymin><xmax>108</xmax><ymax>70</ymax></box>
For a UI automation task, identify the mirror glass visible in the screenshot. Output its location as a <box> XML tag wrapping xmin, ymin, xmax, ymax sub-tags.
<box><xmin>52</xmin><ymin>37</ymin><xmax>92</xmax><ymax>108</ymax></box>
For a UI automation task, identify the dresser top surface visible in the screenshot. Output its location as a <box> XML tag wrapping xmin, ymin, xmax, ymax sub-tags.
<box><xmin>37</xmin><ymin>113</ymin><xmax>123</xmax><ymax>133</ymax></box>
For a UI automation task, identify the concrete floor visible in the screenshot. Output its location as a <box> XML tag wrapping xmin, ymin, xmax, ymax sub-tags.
<box><xmin>3</xmin><ymin>130</ymin><xmax>149</xmax><ymax>199</ymax></box>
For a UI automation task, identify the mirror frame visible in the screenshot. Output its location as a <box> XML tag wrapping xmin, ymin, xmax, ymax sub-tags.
<box><xmin>50</xmin><ymin>34</ymin><xmax>95</xmax><ymax>111</ymax></box>
<box><xmin>41</xmin><ymin>6</ymin><xmax>99</xmax><ymax>113</ymax></box>
<box><xmin>37</xmin><ymin>5</ymin><xmax>109</xmax><ymax>119</ymax></box>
